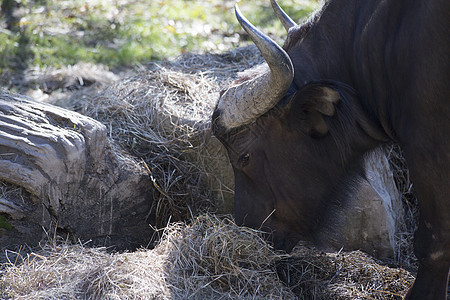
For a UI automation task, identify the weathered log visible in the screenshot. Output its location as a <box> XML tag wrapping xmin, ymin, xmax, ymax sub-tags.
<box><xmin>0</xmin><ymin>90</ymin><xmax>153</xmax><ymax>252</ymax></box>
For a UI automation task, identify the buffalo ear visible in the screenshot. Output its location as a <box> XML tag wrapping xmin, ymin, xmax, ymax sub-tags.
<box><xmin>287</xmin><ymin>84</ymin><xmax>340</xmax><ymax>137</ymax></box>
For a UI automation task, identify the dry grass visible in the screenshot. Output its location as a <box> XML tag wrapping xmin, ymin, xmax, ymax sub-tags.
<box><xmin>0</xmin><ymin>215</ymin><xmax>295</xmax><ymax>299</ymax></box>
<box><xmin>0</xmin><ymin>214</ymin><xmax>415</xmax><ymax>300</ymax></box>
<box><xmin>278</xmin><ymin>245</ymin><xmax>415</xmax><ymax>299</ymax></box>
<box><xmin>386</xmin><ymin>144</ymin><xmax>418</xmax><ymax>270</ymax></box>
<box><xmin>24</xmin><ymin>63</ymin><xmax>119</xmax><ymax>94</ymax></box>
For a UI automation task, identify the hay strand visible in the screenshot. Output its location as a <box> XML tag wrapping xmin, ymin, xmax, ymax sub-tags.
<box><xmin>0</xmin><ymin>215</ymin><xmax>415</xmax><ymax>299</ymax></box>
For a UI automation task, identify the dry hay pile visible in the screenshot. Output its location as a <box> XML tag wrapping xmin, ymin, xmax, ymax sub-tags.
<box><xmin>278</xmin><ymin>245</ymin><xmax>415</xmax><ymax>299</ymax></box>
<box><xmin>0</xmin><ymin>214</ymin><xmax>414</xmax><ymax>300</ymax></box>
<box><xmin>22</xmin><ymin>63</ymin><xmax>120</xmax><ymax>105</ymax></box>
<box><xmin>0</xmin><ymin>215</ymin><xmax>293</xmax><ymax>299</ymax></box>
<box><xmin>24</xmin><ymin>63</ymin><xmax>119</xmax><ymax>94</ymax></box>
<box><xmin>385</xmin><ymin>145</ymin><xmax>419</xmax><ymax>267</ymax></box>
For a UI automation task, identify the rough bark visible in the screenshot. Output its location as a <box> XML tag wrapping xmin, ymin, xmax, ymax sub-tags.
<box><xmin>0</xmin><ymin>91</ymin><xmax>153</xmax><ymax>253</ymax></box>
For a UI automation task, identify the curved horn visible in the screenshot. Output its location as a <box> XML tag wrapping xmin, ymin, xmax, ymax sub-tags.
<box><xmin>270</xmin><ymin>0</ymin><xmax>297</xmax><ymax>31</ymax></box>
<box><xmin>214</xmin><ymin>5</ymin><xmax>294</xmax><ymax>130</ymax></box>
<box><xmin>235</xmin><ymin>4</ymin><xmax>293</xmax><ymax>85</ymax></box>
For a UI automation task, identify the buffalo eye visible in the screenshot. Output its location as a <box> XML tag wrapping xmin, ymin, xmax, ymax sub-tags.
<box><xmin>238</xmin><ymin>153</ymin><xmax>250</xmax><ymax>167</ymax></box>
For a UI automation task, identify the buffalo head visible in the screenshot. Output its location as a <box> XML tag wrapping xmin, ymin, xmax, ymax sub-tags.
<box><xmin>212</xmin><ymin>1</ymin><xmax>385</xmax><ymax>252</ymax></box>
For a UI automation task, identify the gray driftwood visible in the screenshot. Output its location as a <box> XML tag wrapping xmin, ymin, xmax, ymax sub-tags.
<box><xmin>0</xmin><ymin>91</ymin><xmax>153</xmax><ymax>253</ymax></box>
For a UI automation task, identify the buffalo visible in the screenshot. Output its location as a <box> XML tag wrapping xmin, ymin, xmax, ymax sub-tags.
<box><xmin>212</xmin><ymin>0</ymin><xmax>449</xmax><ymax>299</ymax></box>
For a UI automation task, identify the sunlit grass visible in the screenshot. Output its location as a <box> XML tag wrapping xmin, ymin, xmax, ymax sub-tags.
<box><xmin>0</xmin><ymin>0</ymin><xmax>319</xmax><ymax>72</ymax></box>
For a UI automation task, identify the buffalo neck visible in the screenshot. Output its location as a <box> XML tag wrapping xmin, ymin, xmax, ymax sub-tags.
<box><xmin>285</xmin><ymin>0</ymin><xmax>414</xmax><ymax>142</ymax></box>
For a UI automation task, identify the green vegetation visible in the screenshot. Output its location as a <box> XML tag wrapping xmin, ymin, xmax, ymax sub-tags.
<box><xmin>0</xmin><ymin>0</ymin><xmax>318</xmax><ymax>73</ymax></box>
<box><xmin>0</xmin><ymin>215</ymin><xmax>12</xmax><ymax>230</ymax></box>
